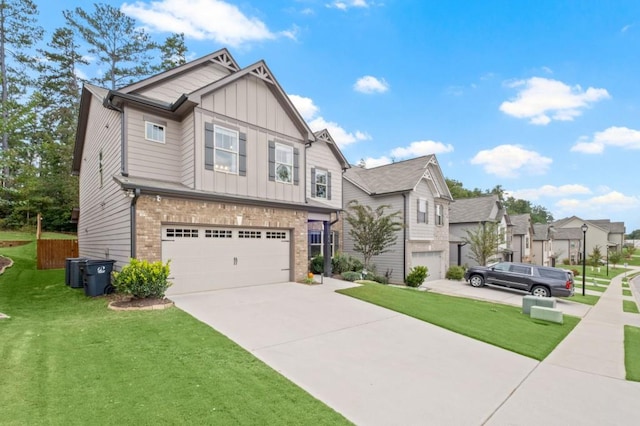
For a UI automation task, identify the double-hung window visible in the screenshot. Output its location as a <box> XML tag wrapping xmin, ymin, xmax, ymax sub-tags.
<box><xmin>275</xmin><ymin>143</ymin><xmax>293</xmax><ymax>183</ymax></box>
<box><xmin>435</xmin><ymin>204</ymin><xmax>443</xmax><ymax>226</ymax></box>
<box><xmin>315</xmin><ymin>170</ymin><xmax>328</xmax><ymax>198</ymax></box>
<box><xmin>417</xmin><ymin>198</ymin><xmax>427</xmax><ymax>223</ymax></box>
<box><xmin>214</xmin><ymin>126</ymin><xmax>238</xmax><ymax>173</ymax></box>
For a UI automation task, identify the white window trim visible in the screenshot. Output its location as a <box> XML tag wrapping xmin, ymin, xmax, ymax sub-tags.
<box><xmin>315</xmin><ymin>169</ymin><xmax>328</xmax><ymax>199</ymax></box>
<box><xmin>145</xmin><ymin>121</ymin><xmax>166</xmax><ymax>143</ymax></box>
<box><xmin>214</xmin><ymin>125</ymin><xmax>239</xmax><ymax>174</ymax></box>
<box><xmin>275</xmin><ymin>143</ymin><xmax>293</xmax><ymax>184</ymax></box>
<box><xmin>435</xmin><ymin>204</ymin><xmax>443</xmax><ymax>226</ymax></box>
<box><xmin>418</xmin><ymin>198</ymin><xmax>427</xmax><ymax>224</ymax></box>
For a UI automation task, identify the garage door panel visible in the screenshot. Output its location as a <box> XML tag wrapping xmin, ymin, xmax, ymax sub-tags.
<box><xmin>411</xmin><ymin>251</ymin><xmax>442</xmax><ymax>282</ymax></box>
<box><xmin>162</xmin><ymin>226</ymin><xmax>291</xmax><ymax>295</ymax></box>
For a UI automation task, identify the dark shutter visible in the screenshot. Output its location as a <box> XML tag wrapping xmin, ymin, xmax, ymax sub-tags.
<box><xmin>239</xmin><ymin>132</ymin><xmax>247</xmax><ymax>176</ymax></box>
<box><xmin>293</xmin><ymin>147</ymin><xmax>299</xmax><ymax>185</ymax></box>
<box><xmin>268</xmin><ymin>140</ymin><xmax>275</xmax><ymax>181</ymax></box>
<box><xmin>327</xmin><ymin>171</ymin><xmax>332</xmax><ymax>200</ymax></box>
<box><xmin>310</xmin><ymin>168</ymin><xmax>316</xmax><ymax>197</ymax></box>
<box><xmin>204</xmin><ymin>123</ymin><xmax>214</xmax><ymax>170</ymax></box>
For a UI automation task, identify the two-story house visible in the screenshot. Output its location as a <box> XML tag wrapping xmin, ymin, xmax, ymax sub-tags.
<box><xmin>342</xmin><ymin>156</ymin><xmax>453</xmax><ymax>283</ymax></box>
<box><xmin>449</xmin><ymin>194</ymin><xmax>510</xmax><ymax>267</ymax></box>
<box><xmin>72</xmin><ymin>49</ymin><xmax>349</xmax><ymax>295</ymax></box>
<box><xmin>552</xmin><ymin>216</ymin><xmax>626</xmax><ymax>264</ymax></box>
<box><xmin>510</xmin><ymin>214</ymin><xmax>534</xmax><ymax>263</ymax></box>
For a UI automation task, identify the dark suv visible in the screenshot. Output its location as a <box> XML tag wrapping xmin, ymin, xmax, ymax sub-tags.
<box><xmin>463</xmin><ymin>262</ymin><xmax>574</xmax><ymax>297</ymax></box>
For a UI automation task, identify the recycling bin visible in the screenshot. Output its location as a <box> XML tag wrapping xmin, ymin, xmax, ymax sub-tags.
<box><xmin>66</xmin><ymin>257</ymin><xmax>88</xmax><ymax>288</ymax></box>
<box><xmin>82</xmin><ymin>259</ymin><xmax>116</xmax><ymax>297</ymax></box>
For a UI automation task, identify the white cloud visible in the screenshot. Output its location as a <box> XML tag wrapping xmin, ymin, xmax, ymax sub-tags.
<box><xmin>353</xmin><ymin>76</ymin><xmax>389</xmax><ymax>94</ymax></box>
<box><xmin>361</xmin><ymin>156</ymin><xmax>392</xmax><ymax>168</ymax></box>
<box><xmin>327</xmin><ymin>0</ymin><xmax>370</xmax><ymax>10</ymax></box>
<box><xmin>288</xmin><ymin>94</ymin><xmax>370</xmax><ymax>147</ymax></box>
<box><xmin>507</xmin><ymin>184</ymin><xmax>591</xmax><ymax>201</ymax></box>
<box><xmin>555</xmin><ymin>191</ymin><xmax>640</xmax><ymax>218</ymax></box>
<box><xmin>571</xmin><ymin>126</ymin><xmax>640</xmax><ymax>154</ymax></box>
<box><xmin>470</xmin><ymin>144</ymin><xmax>552</xmax><ymax>178</ymax></box>
<box><xmin>499</xmin><ymin>77</ymin><xmax>610</xmax><ymax>125</ymax></box>
<box><xmin>121</xmin><ymin>0</ymin><xmax>280</xmax><ymax>47</ymax></box>
<box><xmin>390</xmin><ymin>140</ymin><xmax>454</xmax><ymax>158</ymax></box>
<box><xmin>288</xmin><ymin>94</ymin><xmax>318</xmax><ymax>121</ymax></box>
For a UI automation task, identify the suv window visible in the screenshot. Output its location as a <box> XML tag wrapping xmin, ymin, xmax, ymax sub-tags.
<box><xmin>538</xmin><ymin>269</ymin><xmax>566</xmax><ymax>280</ymax></box>
<box><xmin>509</xmin><ymin>265</ymin><xmax>532</xmax><ymax>275</ymax></box>
<box><xmin>493</xmin><ymin>263</ymin><xmax>510</xmax><ymax>272</ymax></box>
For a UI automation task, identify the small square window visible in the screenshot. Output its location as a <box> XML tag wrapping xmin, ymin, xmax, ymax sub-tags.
<box><xmin>145</xmin><ymin>121</ymin><xmax>165</xmax><ymax>143</ymax></box>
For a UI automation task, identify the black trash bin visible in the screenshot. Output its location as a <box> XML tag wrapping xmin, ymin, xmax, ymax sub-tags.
<box><xmin>66</xmin><ymin>257</ymin><xmax>88</xmax><ymax>288</ymax></box>
<box><xmin>82</xmin><ymin>259</ymin><xmax>116</xmax><ymax>297</ymax></box>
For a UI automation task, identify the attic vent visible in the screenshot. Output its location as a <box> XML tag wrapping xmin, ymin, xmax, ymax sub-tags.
<box><xmin>250</xmin><ymin>65</ymin><xmax>274</xmax><ymax>84</ymax></box>
<box><xmin>211</xmin><ymin>52</ymin><xmax>239</xmax><ymax>71</ymax></box>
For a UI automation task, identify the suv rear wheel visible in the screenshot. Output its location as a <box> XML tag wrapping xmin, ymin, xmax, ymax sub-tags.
<box><xmin>531</xmin><ymin>285</ymin><xmax>550</xmax><ymax>297</ymax></box>
<box><xmin>469</xmin><ymin>275</ymin><xmax>485</xmax><ymax>287</ymax></box>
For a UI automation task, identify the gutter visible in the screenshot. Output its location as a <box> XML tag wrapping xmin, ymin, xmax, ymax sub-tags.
<box><xmin>402</xmin><ymin>193</ymin><xmax>407</xmax><ymax>280</ymax></box>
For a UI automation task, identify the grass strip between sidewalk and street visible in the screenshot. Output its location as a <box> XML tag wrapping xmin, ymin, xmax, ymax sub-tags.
<box><xmin>623</xmin><ymin>289</ymin><xmax>633</xmax><ymax>297</ymax></box>
<box><xmin>623</xmin><ymin>299</ymin><xmax>640</xmax><ymax>314</ymax></box>
<box><xmin>337</xmin><ymin>282</ymin><xmax>580</xmax><ymax>361</ymax></box>
<box><xmin>0</xmin><ymin>242</ymin><xmax>350</xmax><ymax>425</ymax></box>
<box><xmin>625</xmin><ymin>325</ymin><xmax>640</xmax><ymax>382</ymax></box>
<box><xmin>560</xmin><ymin>293</ymin><xmax>600</xmax><ymax>305</ymax></box>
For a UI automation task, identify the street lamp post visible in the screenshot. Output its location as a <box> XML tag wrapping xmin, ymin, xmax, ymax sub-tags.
<box><xmin>581</xmin><ymin>223</ymin><xmax>588</xmax><ymax>296</ymax></box>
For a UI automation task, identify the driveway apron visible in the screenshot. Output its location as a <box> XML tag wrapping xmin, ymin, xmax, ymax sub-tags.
<box><xmin>171</xmin><ymin>278</ymin><xmax>537</xmax><ymax>425</ymax></box>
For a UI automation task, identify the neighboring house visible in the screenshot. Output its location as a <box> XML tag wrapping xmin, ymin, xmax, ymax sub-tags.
<box><xmin>72</xmin><ymin>49</ymin><xmax>349</xmax><ymax>296</ymax></box>
<box><xmin>532</xmin><ymin>223</ymin><xmax>554</xmax><ymax>266</ymax></box>
<box><xmin>553</xmin><ymin>216</ymin><xmax>626</xmax><ymax>263</ymax></box>
<box><xmin>509</xmin><ymin>214</ymin><xmax>533</xmax><ymax>263</ymax></box>
<box><xmin>342</xmin><ymin>156</ymin><xmax>453</xmax><ymax>283</ymax></box>
<box><xmin>448</xmin><ymin>194</ymin><xmax>510</xmax><ymax>267</ymax></box>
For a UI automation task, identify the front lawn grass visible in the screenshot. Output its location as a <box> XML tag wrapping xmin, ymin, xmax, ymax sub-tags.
<box><xmin>560</xmin><ymin>293</ymin><xmax>600</xmax><ymax>306</ymax></box>
<box><xmin>0</xmin><ymin>230</ymin><xmax>76</xmax><ymax>241</ymax></box>
<box><xmin>625</xmin><ymin>326</ymin><xmax>640</xmax><ymax>381</ymax></box>
<box><xmin>337</xmin><ymin>283</ymin><xmax>579</xmax><ymax>361</ymax></box>
<box><xmin>623</xmin><ymin>299</ymin><xmax>640</xmax><ymax>314</ymax></box>
<box><xmin>0</xmin><ymin>243</ymin><xmax>349</xmax><ymax>425</ymax></box>
<box><xmin>623</xmin><ymin>289</ymin><xmax>633</xmax><ymax>297</ymax></box>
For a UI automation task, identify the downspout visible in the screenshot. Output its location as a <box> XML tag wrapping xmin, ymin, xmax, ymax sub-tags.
<box><xmin>402</xmin><ymin>193</ymin><xmax>407</xmax><ymax>281</ymax></box>
<box><xmin>130</xmin><ymin>188</ymin><xmax>141</xmax><ymax>258</ymax></box>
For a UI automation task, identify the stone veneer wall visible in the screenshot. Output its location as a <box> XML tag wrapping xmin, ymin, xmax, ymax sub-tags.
<box><xmin>135</xmin><ymin>195</ymin><xmax>309</xmax><ymax>282</ymax></box>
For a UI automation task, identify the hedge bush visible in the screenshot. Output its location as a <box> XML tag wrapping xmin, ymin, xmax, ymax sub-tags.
<box><xmin>405</xmin><ymin>266</ymin><xmax>428</xmax><ymax>287</ymax></box>
<box><xmin>310</xmin><ymin>255</ymin><xmax>324</xmax><ymax>274</ymax></box>
<box><xmin>341</xmin><ymin>271</ymin><xmax>361</xmax><ymax>282</ymax></box>
<box><xmin>113</xmin><ymin>259</ymin><xmax>171</xmax><ymax>299</ymax></box>
<box><xmin>446</xmin><ymin>265</ymin><xmax>465</xmax><ymax>280</ymax></box>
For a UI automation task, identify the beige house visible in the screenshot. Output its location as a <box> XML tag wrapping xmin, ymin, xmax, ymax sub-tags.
<box><xmin>531</xmin><ymin>223</ymin><xmax>555</xmax><ymax>266</ymax></box>
<box><xmin>552</xmin><ymin>216</ymin><xmax>626</xmax><ymax>264</ymax></box>
<box><xmin>72</xmin><ymin>49</ymin><xmax>349</xmax><ymax>295</ymax></box>
<box><xmin>509</xmin><ymin>214</ymin><xmax>534</xmax><ymax>263</ymax></box>
<box><xmin>449</xmin><ymin>194</ymin><xmax>510</xmax><ymax>267</ymax></box>
<box><xmin>342</xmin><ymin>156</ymin><xmax>453</xmax><ymax>283</ymax></box>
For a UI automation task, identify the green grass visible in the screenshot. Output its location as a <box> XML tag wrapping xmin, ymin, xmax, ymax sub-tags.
<box><xmin>0</xmin><ymin>243</ymin><xmax>349</xmax><ymax>425</ymax></box>
<box><xmin>560</xmin><ymin>293</ymin><xmax>600</xmax><ymax>306</ymax></box>
<box><xmin>585</xmin><ymin>284</ymin><xmax>607</xmax><ymax>293</ymax></box>
<box><xmin>337</xmin><ymin>283</ymin><xmax>580</xmax><ymax>361</ymax></box>
<box><xmin>0</xmin><ymin>230</ymin><xmax>76</xmax><ymax>240</ymax></box>
<box><xmin>625</xmin><ymin>326</ymin><xmax>640</xmax><ymax>381</ymax></box>
<box><xmin>623</xmin><ymin>299</ymin><xmax>640</xmax><ymax>314</ymax></box>
<box><xmin>623</xmin><ymin>289</ymin><xmax>633</xmax><ymax>297</ymax></box>
<box><xmin>623</xmin><ymin>282</ymin><xmax>630</xmax><ymax>288</ymax></box>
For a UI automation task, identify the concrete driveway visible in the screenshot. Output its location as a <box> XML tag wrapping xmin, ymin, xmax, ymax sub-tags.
<box><xmin>171</xmin><ymin>278</ymin><xmax>538</xmax><ymax>425</ymax></box>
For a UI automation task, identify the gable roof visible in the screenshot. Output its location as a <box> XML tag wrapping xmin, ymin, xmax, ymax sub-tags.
<box><xmin>313</xmin><ymin>129</ymin><xmax>350</xmax><ymax>170</ymax></box>
<box><xmin>344</xmin><ymin>155</ymin><xmax>452</xmax><ymax>199</ymax></box>
<box><xmin>449</xmin><ymin>194</ymin><xmax>505</xmax><ymax>224</ymax></box>
<box><xmin>510</xmin><ymin>214</ymin><xmax>531</xmax><ymax>235</ymax></box>
<box><xmin>533</xmin><ymin>223</ymin><xmax>549</xmax><ymax>240</ymax></box>
<box><xmin>187</xmin><ymin>60</ymin><xmax>316</xmax><ymax>142</ymax></box>
<box><xmin>119</xmin><ymin>48</ymin><xmax>239</xmax><ymax>94</ymax></box>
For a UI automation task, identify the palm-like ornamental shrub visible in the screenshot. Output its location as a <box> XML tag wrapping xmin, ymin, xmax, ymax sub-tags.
<box><xmin>113</xmin><ymin>259</ymin><xmax>171</xmax><ymax>299</ymax></box>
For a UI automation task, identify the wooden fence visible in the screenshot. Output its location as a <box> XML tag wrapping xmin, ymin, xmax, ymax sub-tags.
<box><xmin>37</xmin><ymin>239</ymin><xmax>79</xmax><ymax>270</ymax></box>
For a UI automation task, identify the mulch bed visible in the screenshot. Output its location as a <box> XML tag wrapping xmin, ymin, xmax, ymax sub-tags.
<box><xmin>107</xmin><ymin>293</ymin><xmax>174</xmax><ymax>311</ymax></box>
<box><xmin>0</xmin><ymin>256</ymin><xmax>11</xmax><ymax>270</ymax></box>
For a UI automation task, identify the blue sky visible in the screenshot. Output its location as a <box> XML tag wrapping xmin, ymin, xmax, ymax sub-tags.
<box><xmin>38</xmin><ymin>0</ymin><xmax>640</xmax><ymax>232</ymax></box>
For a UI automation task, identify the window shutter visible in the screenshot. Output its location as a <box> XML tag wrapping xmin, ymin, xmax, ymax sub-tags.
<box><xmin>327</xmin><ymin>171</ymin><xmax>332</xmax><ymax>200</ymax></box>
<box><xmin>310</xmin><ymin>168</ymin><xmax>316</xmax><ymax>197</ymax></box>
<box><xmin>239</xmin><ymin>132</ymin><xmax>247</xmax><ymax>176</ymax></box>
<box><xmin>293</xmin><ymin>148</ymin><xmax>299</xmax><ymax>185</ymax></box>
<box><xmin>204</xmin><ymin>123</ymin><xmax>214</xmax><ymax>170</ymax></box>
<box><xmin>268</xmin><ymin>140</ymin><xmax>275</xmax><ymax>181</ymax></box>
<box><xmin>417</xmin><ymin>199</ymin><xmax>421</xmax><ymax>223</ymax></box>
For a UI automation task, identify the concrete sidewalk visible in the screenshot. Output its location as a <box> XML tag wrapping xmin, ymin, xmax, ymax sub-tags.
<box><xmin>171</xmin><ymin>272</ymin><xmax>640</xmax><ymax>425</ymax></box>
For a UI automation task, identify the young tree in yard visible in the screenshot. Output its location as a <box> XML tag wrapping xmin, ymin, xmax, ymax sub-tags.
<box><xmin>463</xmin><ymin>221</ymin><xmax>502</xmax><ymax>266</ymax></box>
<box><xmin>63</xmin><ymin>3</ymin><xmax>157</xmax><ymax>89</ymax></box>
<box><xmin>608</xmin><ymin>250</ymin><xmax>623</xmax><ymax>268</ymax></box>
<box><xmin>588</xmin><ymin>245</ymin><xmax>604</xmax><ymax>268</ymax></box>
<box><xmin>344</xmin><ymin>200</ymin><xmax>403</xmax><ymax>269</ymax></box>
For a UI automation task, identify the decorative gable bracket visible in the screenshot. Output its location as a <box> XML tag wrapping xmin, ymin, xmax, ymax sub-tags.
<box><xmin>250</xmin><ymin>65</ymin><xmax>275</xmax><ymax>84</ymax></box>
<box><xmin>211</xmin><ymin>51</ymin><xmax>239</xmax><ymax>72</ymax></box>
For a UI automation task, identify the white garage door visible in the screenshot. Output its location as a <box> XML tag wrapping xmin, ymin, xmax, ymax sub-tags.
<box><xmin>162</xmin><ymin>226</ymin><xmax>291</xmax><ymax>295</ymax></box>
<box><xmin>411</xmin><ymin>251</ymin><xmax>442</xmax><ymax>282</ymax></box>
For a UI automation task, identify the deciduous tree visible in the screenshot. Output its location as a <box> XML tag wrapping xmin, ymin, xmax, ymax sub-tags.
<box><xmin>463</xmin><ymin>221</ymin><xmax>502</xmax><ymax>266</ymax></box>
